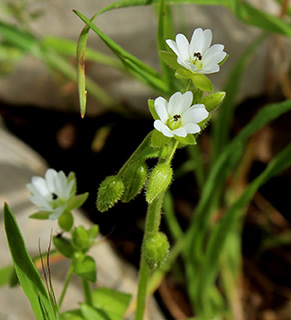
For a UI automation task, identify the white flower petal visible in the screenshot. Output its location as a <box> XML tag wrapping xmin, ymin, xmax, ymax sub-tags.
<box><xmin>154</xmin><ymin>120</ymin><xmax>174</xmax><ymax>137</ymax></box>
<box><xmin>190</xmin><ymin>28</ymin><xmax>205</xmax><ymax>54</ymax></box>
<box><xmin>172</xmin><ymin>127</ymin><xmax>187</xmax><ymax>137</ymax></box>
<box><xmin>183</xmin><ymin>123</ymin><xmax>201</xmax><ymax>134</ymax></box>
<box><xmin>201</xmin><ymin>29</ymin><xmax>212</xmax><ymax>53</ymax></box>
<box><xmin>203</xmin><ymin>44</ymin><xmax>225</xmax><ymax>61</ymax></box>
<box><xmin>166</xmin><ymin>39</ymin><xmax>180</xmax><ymax>57</ymax></box>
<box><xmin>154</xmin><ymin>97</ymin><xmax>169</xmax><ymax>123</ymax></box>
<box><xmin>200</xmin><ymin>64</ymin><xmax>220</xmax><ymax>74</ymax></box>
<box><xmin>31</xmin><ymin>177</ymin><xmax>50</xmax><ymax>198</ymax></box>
<box><xmin>183</xmin><ymin>104</ymin><xmax>209</xmax><ymax>123</ymax></box>
<box><xmin>180</xmin><ymin>91</ymin><xmax>193</xmax><ymax>114</ymax></box>
<box><xmin>28</xmin><ymin>195</ymin><xmax>51</xmax><ymax>208</ymax></box>
<box><xmin>168</xmin><ymin>91</ymin><xmax>184</xmax><ymax>115</ymax></box>
<box><xmin>46</xmin><ymin>169</ymin><xmax>58</xmax><ymax>194</ymax></box>
<box><xmin>175</xmin><ymin>34</ymin><xmax>191</xmax><ymax>61</ymax></box>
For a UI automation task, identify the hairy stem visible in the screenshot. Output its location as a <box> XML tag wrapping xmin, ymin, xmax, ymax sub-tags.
<box><xmin>135</xmin><ymin>195</ymin><xmax>164</xmax><ymax>320</ymax></box>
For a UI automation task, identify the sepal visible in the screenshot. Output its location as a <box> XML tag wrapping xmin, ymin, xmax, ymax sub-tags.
<box><xmin>192</xmin><ymin>74</ymin><xmax>213</xmax><ymax>92</ymax></box>
<box><xmin>159</xmin><ymin>50</ymin><xmax>181</xmax><ymax>69</ymax></box>
<box><xmin>202</xmin><ymin>91</ymin><xmax>226</xmax><ymax>112</ymax></box>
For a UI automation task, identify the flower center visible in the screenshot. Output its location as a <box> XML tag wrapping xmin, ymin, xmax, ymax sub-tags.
<box><xmin>167</xmin><ymin>114</ymin><xmax>182</xmax><ymax>130</ymax></box>
<box><xmin>52</xmin><ymin>193</ymin><xmax>58</xmax><ymax>200</ymax></box>
<box><xmin>192</xmin><ymin>52</ymin><xmax>203</xmax><ymax>69</ymax></box>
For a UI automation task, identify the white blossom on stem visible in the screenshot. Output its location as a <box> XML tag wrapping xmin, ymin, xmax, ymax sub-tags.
<box><xmin>27</xmin><ymin>168</ymin><xmax>75</xmax><ymax>220</ymax></box>
<box><xmin>154</xmin><ymin>91</ymin><xmax>209</xmax><ymax>138</ymax></box>
<box><xmin>166</xmin><ymin>28</ymin><xmax>227</xmax><ymax>74</ymax></box>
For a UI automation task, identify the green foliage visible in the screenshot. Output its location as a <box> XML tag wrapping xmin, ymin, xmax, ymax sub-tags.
<box><xmin>3</xmin><ymin>203</ymin><xmax>57</xmax><ymax>320</ymax></box>
<box><xmin>73</xmin><ymin>255</ymin><xmax>97</xmax><ymax>283</ymax></box>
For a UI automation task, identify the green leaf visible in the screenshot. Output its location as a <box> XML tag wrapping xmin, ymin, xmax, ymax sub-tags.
<box><xmin>199</xmin><ymin>142</ymin><xmax>291</xmax><ymax>308</ymax></box>
<box><xmin>175</xmin><ymin>67</ymin><xmax>192</xmax><ymax>79</ymax></box>
<box><xmin>29</xmin><ymin>211</ymin><xmax>51</xmax><ymax>220</ymax></box>
<box><xmin>185</xmin><ymin>99</ymin><xmax>291</xmax><ymax>305</ymax></box>
<box><xmin>60</xmin><ymin>309</ymin><xmax>84</xmax><ymax>320</ymax></box>
<box><xmin>67</xmin><ymin>193</ymin><xmax>89</xmax><ymax>211</ymax></box>
<box><xmin>0</xmin><ymin>264</ymin><xmax>14</xmax><ymax>287</ymax></box>
<box><xmin>159</xmin><ymin>50</ymin><xmax>181</xmax><ymax>70</ymax></box>
<box><xmin>151</xmin><ymin>129</ymin><xmax>171</xmax><ymax>147</ymax></box>
<box><xmin>211</xmin><ymin>34</ymin><xmax>266</xmax><ymax>162</ymax></box>
<box><xmin>92</xmin><ymin>287</ymin><xmax>132</xmax><ymax>317</ymax></box>
<box><xmin>81</xmin><ymin>304</ymin><xmax>122</xmax><ymax>320</ymax></box>
<box><xmin>192</xmin><ymin>74</ymin><xmax>213</xmax><ymax>92</ymax></box>
<box><xmin>174</xmin><ymin>134</ymin><xmax>196</xmax><ymax>146</ymax></box>
<box><xmin>148</xmin><ymin>99</ymin><xmax>159</xmax><ymax>120</ymax></box>
<box><xmin>73</xmin><ymin>10</ymin><xmax>168</xmax><ymax>94</ymax></box>
<box><xmin>3</xmin><ymin>203</ymin><xmax>57</xmax><ymax>320</ymax></box>
<box><xmin>73</xmin><ymin>255</ymin><xmax>97</xmax><ymax>282</ymax></box>
<box><xmin>53</xmin><ymin>236</ymin><xmax>75</xmax><ymax>258</ymax></box>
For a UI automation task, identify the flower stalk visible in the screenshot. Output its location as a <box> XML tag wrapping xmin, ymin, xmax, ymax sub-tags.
<box><xmin>135</xmin><ymin>194</ymin><xmax>164</xmax><ymax>320</ymax></box>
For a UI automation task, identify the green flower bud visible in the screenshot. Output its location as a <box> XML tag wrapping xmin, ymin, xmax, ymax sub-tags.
<box><xmin>121</xmin><ymin>162</ymin><xmax>148</xmax><ymax>203</ymax></box>
<box><xmin>143</xmin><ymin>232</ymin><xmax>169</xmax><ymax>269</ymax></box>
<box><xmin>146</xmin><ymin>163</ymin><xmax>172</xmax><ymax>203</ymax></box>
<box><xmin>96</xmin><ymin>175</ymin><xmax>124</xmax><ymax>212</ymax></box>
<box><xmin>58</xmin><ymin>211</ymin><xmax>74</xmax><ymax>232</ymax></box>
<box><xmin>72</xmin><ymin>226</ymin><xmax>89</xmax><ymax>251</ymax></box>
<box><xmin>202</xmin><ymin>91</ymin><xmax>226</xmax><ymax>112</ymax></box>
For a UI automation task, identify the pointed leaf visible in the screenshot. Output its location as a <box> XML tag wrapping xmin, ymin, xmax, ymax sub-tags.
<box><xmin>92</xmin><ymin>287</ymin><xmax>132</xmax><ymax>317</ymax></box>
<box><xmin>3</xmin><ymin>203</ymin><xmax>57</xmax><ymax>320</ymax></box>
<box><xmin>73</xmin><ymin>255</ymin><xmax>97</xmax><ymax>282</ymax></box>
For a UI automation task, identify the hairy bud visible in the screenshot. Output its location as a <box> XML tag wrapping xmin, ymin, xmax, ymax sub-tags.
<box><xmin>96</xmin><ymin>175</ymin><xmax>124</xmax><ymax>212</ymax></box>
<box><xmin>143</xmin><ymin>232</ymin><xmax>169</xmax><ymax>269</ymax></box>
<box><xmin>146</xmin><ymin>163</ymin><xmax>172</xmax><ymax>203</ymax></box>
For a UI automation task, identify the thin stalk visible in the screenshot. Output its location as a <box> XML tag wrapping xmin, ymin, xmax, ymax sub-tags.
<box><xmin>58</xmin><ymin>263</ymin><xmax>74</xmax><ymax>309</ymax></box>
<box><xmin>135</xmin><ymin>195</ymin><xmax>164</xmax><ymax>320</ymax></box>
<box><xmin>82</xmin><ymin>280</ymin><xmax>93</xmax><ymax>306</ymax></box>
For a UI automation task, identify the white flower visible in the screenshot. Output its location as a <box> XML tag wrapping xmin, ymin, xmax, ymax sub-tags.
<box><xmin>166</xmin><ymin>28</ymin><xmax>227</xmax><ymax>74</ymax></box>
<box><xmin>27</xmin><ymin>168</ymin><xmax>75</xmax><ymax>220</ymax></box>
<box><xmin>153</xmin><ymin>91</ymin><xmax>209</xmax><ymax>138</ymax></box>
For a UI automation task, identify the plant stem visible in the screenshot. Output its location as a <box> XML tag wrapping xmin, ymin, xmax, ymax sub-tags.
<box><xmin>82</xmin><ymin>280</ymin><xmax>93</xmax><ymax>306</ymax></box>
<box><xmin>135</xmin><ymin>195</ymin><xmax>164</xmax><ymax>320</ymax></box>
<box><xmin>58</xmin><ymin>263</ymin><xmax>74</xmax><ymax>309</ymax></box>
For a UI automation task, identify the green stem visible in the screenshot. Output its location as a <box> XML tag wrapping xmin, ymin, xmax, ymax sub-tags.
<box><xmin>117</xmin><ymin>131</ymin><xmax>158</xmax><ymax>178</ymax></box>
<box><xmin>58</xmin><ymin>263</ymin><xmax>74</xmax><ymax>309</ymax></box>
<box><xmin>135</xmin><ymin>195</ymin><xmax>164</xmax><ymax>320</ymax></box>
<box><xmin>82</xmin><ymin>279</ymin><xmax>93</xmax><ymax>306</ymax></box>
